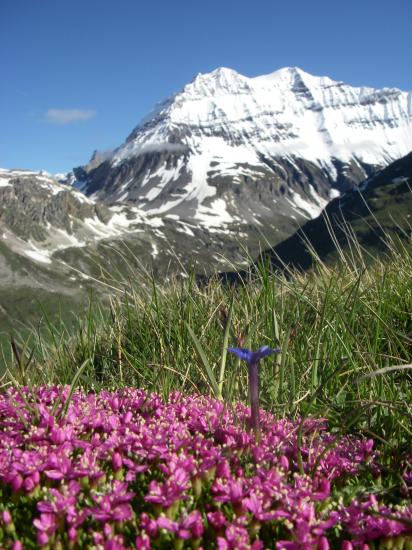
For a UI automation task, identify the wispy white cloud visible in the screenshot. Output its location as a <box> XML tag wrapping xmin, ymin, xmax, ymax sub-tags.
<box><xmin>45</xmin><ymin>108</ymin><xmax>96</xmax><ymax>124</ymax></box>
<box><xmin>116</xmin><ymin>142</ymin><xmax>188</xmax><ymax>162</ymax></box>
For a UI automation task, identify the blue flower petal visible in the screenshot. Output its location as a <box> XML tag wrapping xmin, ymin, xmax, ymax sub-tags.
<box><xmin>254</xmin><ymin>346</ymin><xmax>281</xmax><ymax>362</ymax></box>
<box><xmin>227</xmin><ymin>347</ymin><xmax>254</xmax><ymax>363</ymax></box>
<box><xmin>228</xmin><ymin>346</ymin><xmax>280</xmax><ymax>365</ymax></box>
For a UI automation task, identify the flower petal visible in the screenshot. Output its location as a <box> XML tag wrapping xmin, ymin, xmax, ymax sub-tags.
<box><xmin>227</xmin><ymin>347</ymin><xmax>254</xmax><ymax>363</ymax></box>
<box><xmin>254</xmin><ymin>346</ymin><xmax>281</xmax><ymax>362</ymax></box>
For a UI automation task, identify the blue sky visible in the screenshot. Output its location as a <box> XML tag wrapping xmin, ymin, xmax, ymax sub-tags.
<box><xmin>1</xmin><ymin>0</ymin><xmax>411</xmax><ymax>173</ymax></box>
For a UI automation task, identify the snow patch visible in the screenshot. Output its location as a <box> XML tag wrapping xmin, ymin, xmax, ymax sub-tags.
<box><xmin>195</xmin><ymin>198</ymin><xmax>234</xmax><ymax>227</ymax></box>
<box><xmin>151</xmin><ymin>243</ymin><xmax>159</xmax><ymax>258</ymax></box>
<box><xmin>329</xmin><ymin>188</ymin><xmax>341</xmax><ymax>199</ymax></box>
<box><xmin>24</xmin><ymin>243</ymin><xmax>52</xmax><ymax>264</ymax></box>
<box><xmin>287</xmin><ymin>189</ymin><xmax>327</xmax><ymax>219</ymax></box>
<box><xmin>175</xmin><ymin>223</ymin><xmax>195</xmax><ymax>237</ymax></box>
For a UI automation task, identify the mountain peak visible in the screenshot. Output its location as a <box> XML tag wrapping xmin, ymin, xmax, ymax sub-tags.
<box><xmin>207</xmin><ymin>66</ymin><xmax>240</xmax><ymax>79</ymax></box>
<box><xmin>184</xmin><ymin>67</ymin><xmax>249</xmax><ymax>97</ymax></box>
<box><xmin>253</xmin><ymin>66</ymin><xmax>337</xmax><ymax>89</ymax></box>
<box><xmin>273</xmin><ymin>66</ymin><xmax>307</xmax><ymax>77</ymax></box>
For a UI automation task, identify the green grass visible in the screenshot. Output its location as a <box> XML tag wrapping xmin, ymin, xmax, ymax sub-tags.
<box><xmin>2</xmin><ymin>233</ymin><xmax>411</xmax><ymax>454</ymax></box>
<box><xmin>1</xmin><ymin>224</ymin><xmax>412</xmax><ymax>550</ymax></box>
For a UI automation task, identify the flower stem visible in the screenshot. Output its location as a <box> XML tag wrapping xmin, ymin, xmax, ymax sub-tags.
<box><xmin>248</xmin><ymin>362</ymin><xmax>260</xmax><ymax>440</ymax></box>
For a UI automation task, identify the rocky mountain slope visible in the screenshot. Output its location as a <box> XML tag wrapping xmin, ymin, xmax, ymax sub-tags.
<box><xmin>5</xmin><ymin>66</ymin><xmax>408</xmax><ymax>278</ymax></box>
<box><xmin>0</xmin><ymin>167</ymin><xmax>267</xmax><ymax>282</ymax></box>
<box><xmin>0</xmin><ymin>168</ymin><xmax>270</xmax><ymax>339</ymax></box>
<box><xmin>255</xmin><ymin>151</ymin><xmax>412</xmax><ymax>272</ymax></box>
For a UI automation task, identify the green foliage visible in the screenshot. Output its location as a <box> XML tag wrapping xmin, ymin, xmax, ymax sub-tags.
<box><xmin>1</xmin><ymin>238</ymin><xmax>410</xmax><ymax>441</ymax></box>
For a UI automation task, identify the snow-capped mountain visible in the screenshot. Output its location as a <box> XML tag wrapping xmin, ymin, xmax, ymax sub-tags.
<box><xmin>75</xmin><ymin>66</ymin><xmax>412</xmax><ymax>230</ymax></box>
<box><xmin>1</xmin><ymin>67</ymin><xmax>411</xmax><ymax>338</ymax></box>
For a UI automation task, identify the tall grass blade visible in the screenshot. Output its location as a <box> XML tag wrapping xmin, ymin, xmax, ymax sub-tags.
<box><xmin>217</xmin><ymin>296</ymin><xmax>234</xmax><ymax>399</ymax></box>
<box><xmin>359</xmin><ymin>363</ymin><xmax>412</xmax><ymax>379</ymax></box>
<box><xmin>186</xmin><ymin>323</ymin><xmax>219</xmax><ymax>397</ymax></box>
<box><xmin>57</xmin><ymin>359</ymin><xmax>90</xmax><ymax>420</ymax></box>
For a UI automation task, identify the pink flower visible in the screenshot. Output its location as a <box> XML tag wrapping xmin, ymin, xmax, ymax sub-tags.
<box><xmin>140</xmin><ymin>513</ymin><xmax>158</xmax><ymax>537</ymax></box>
<box><xmin>213</xmin><ymin>477</ymin><xmax>247</xmax><ymax>504</ymax></box>
<box><xmin>276</xmin><ymin>543</ymin><xmax>301</xmax><ymax>550</ymax></box>
<box><xmin>280</xmin><ymin>455</ymin><xmax>290</xmax><ymax>471</ymax></box>
<box><xmin>37</xmin><ymin>486</ymin><xmax>78</xmax><ymax>517</ymax></box>
<box><xmin>104</xmin><ymin>534</ymin><xmax>127</xmax><ymax>550</ymax></box>
<box><xmin>2</xmin><ymin>510</ymin><xmax>12</xmax><ymax>524</ymax></box>
<box><xmin>313</xmin><ymin>478</ymin><xmax>331</xmax><ymax>500</ymax></box>
<box><xmin>68</xmin><ymin>527</ymin><xmax>77</xmax><ymax>542</ymax></box>
<box><xmin>243</xmin><ymin>492</ymin><xmax>272</xmax><ymax>520</ymax></box>
<box><xmin>156</xmin><ymin>515</ymin><xmax>178</xmax><ymax>533</ymax></box>
<box><xmin>91</xmin><ymin>480</ymin><xmax>134</xmax><ymax>522</ymax></box>
<box><xmin>178</xmin><ymin>510</ymin><xmax>204</xmax><ymax>539</ymax></box>
<box><xmin>92</xmin><ymin>497</ymin><xmax>133</xmax><ymax>522</ymax></box>
<box><xmin>0</xmin><ymin>387</ymin><xmax>407</xmax><ymax>549</ymax></box>
<box><xmin>50</xmin><ymin>426</ymin><xmax>72</xmax><ymax>445</ymax></box>
<box><xmin>33</xmin><ymin>512</ymin><xmax>58</xmax><ymax>537</ymax></box>
<box><xmin>44</xmin><ymin>453</ymin><xmax>72</xmax><ymax>480</ymax></box>
<box><xmin>145</xmin><ymin>467</ymin><xmax>190</xmax><ymax>509</ymax></box>
<box><xmin>135</xmin><ymin>532</ymin><xmax>151</xmax><ymax>549</ymax></box>
<box><xmin>218</xmin><ymin>523</ymin><xmax>262</xmax><ymax>550</ymax></box>
<box><xmin>112</xmin><ymin>452</ymin><xmax>123</xmax><ymax>471</ymax></box>
<box><xmin>10</xmin><ymin>473</ymin><xmax>23</xmax><ymax>492</ymax></box>
<box><xmin>318</xmin><ymin>537</ymin><xmax>330</xmax><ymax>550</ymax></box>
<box><xmin>207</xmin><ymin>510</ymin><xmax>227</xmax><ymax>529</ymax></box>
<box><xmin>216</xmin><ymin>460</ymin><xmax>231</xmax><ymax>479</ymax></box>
<box><xmin>37</xmin><ymin>532</ymin><xmax>49</xmax><ymax>547</ymax></box>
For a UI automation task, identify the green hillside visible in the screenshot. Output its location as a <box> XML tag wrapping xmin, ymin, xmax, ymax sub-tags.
<box><xmin>258</xmin><ymin>152</ymin><xmax>412</xmax><ymax>272</ymax></box>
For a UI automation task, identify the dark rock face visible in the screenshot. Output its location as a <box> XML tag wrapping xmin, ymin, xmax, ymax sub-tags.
<box><xmin>75</xmin><ymin>147</ymin><xmax>379</xmax><ymax>232</ymax></box>
<box><xmin>0</xmin><ymin>173</ymin><xmax>109</xmax><ymax>241</ymax></box>
<box><xmin>74</xmin><ymin>148</ymin><xmax>191</xmax><ymax>205</ymax></box>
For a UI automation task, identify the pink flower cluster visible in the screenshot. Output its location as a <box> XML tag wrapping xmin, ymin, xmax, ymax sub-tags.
<box><xmin>0</xmin><ymin>386</ymin><xmax>410</xmax><ymax>549</ymax></box>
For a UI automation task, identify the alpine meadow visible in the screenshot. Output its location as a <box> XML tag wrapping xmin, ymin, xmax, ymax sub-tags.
<box><xmin>1</xmin><ymin>1</ymin><xmax>412</xmax><ymax>547</ymax></box>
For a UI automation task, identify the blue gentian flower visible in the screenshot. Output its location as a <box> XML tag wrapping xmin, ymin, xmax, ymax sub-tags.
<box><xmin>228</xmin><ymin>346</ymin><xmax>280</xmax><ymax>438</ymax></box>
<box><xmin>227</xmin><ymin>345</ymin><xmax>280</xmax><ymax>365</ymax></box>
